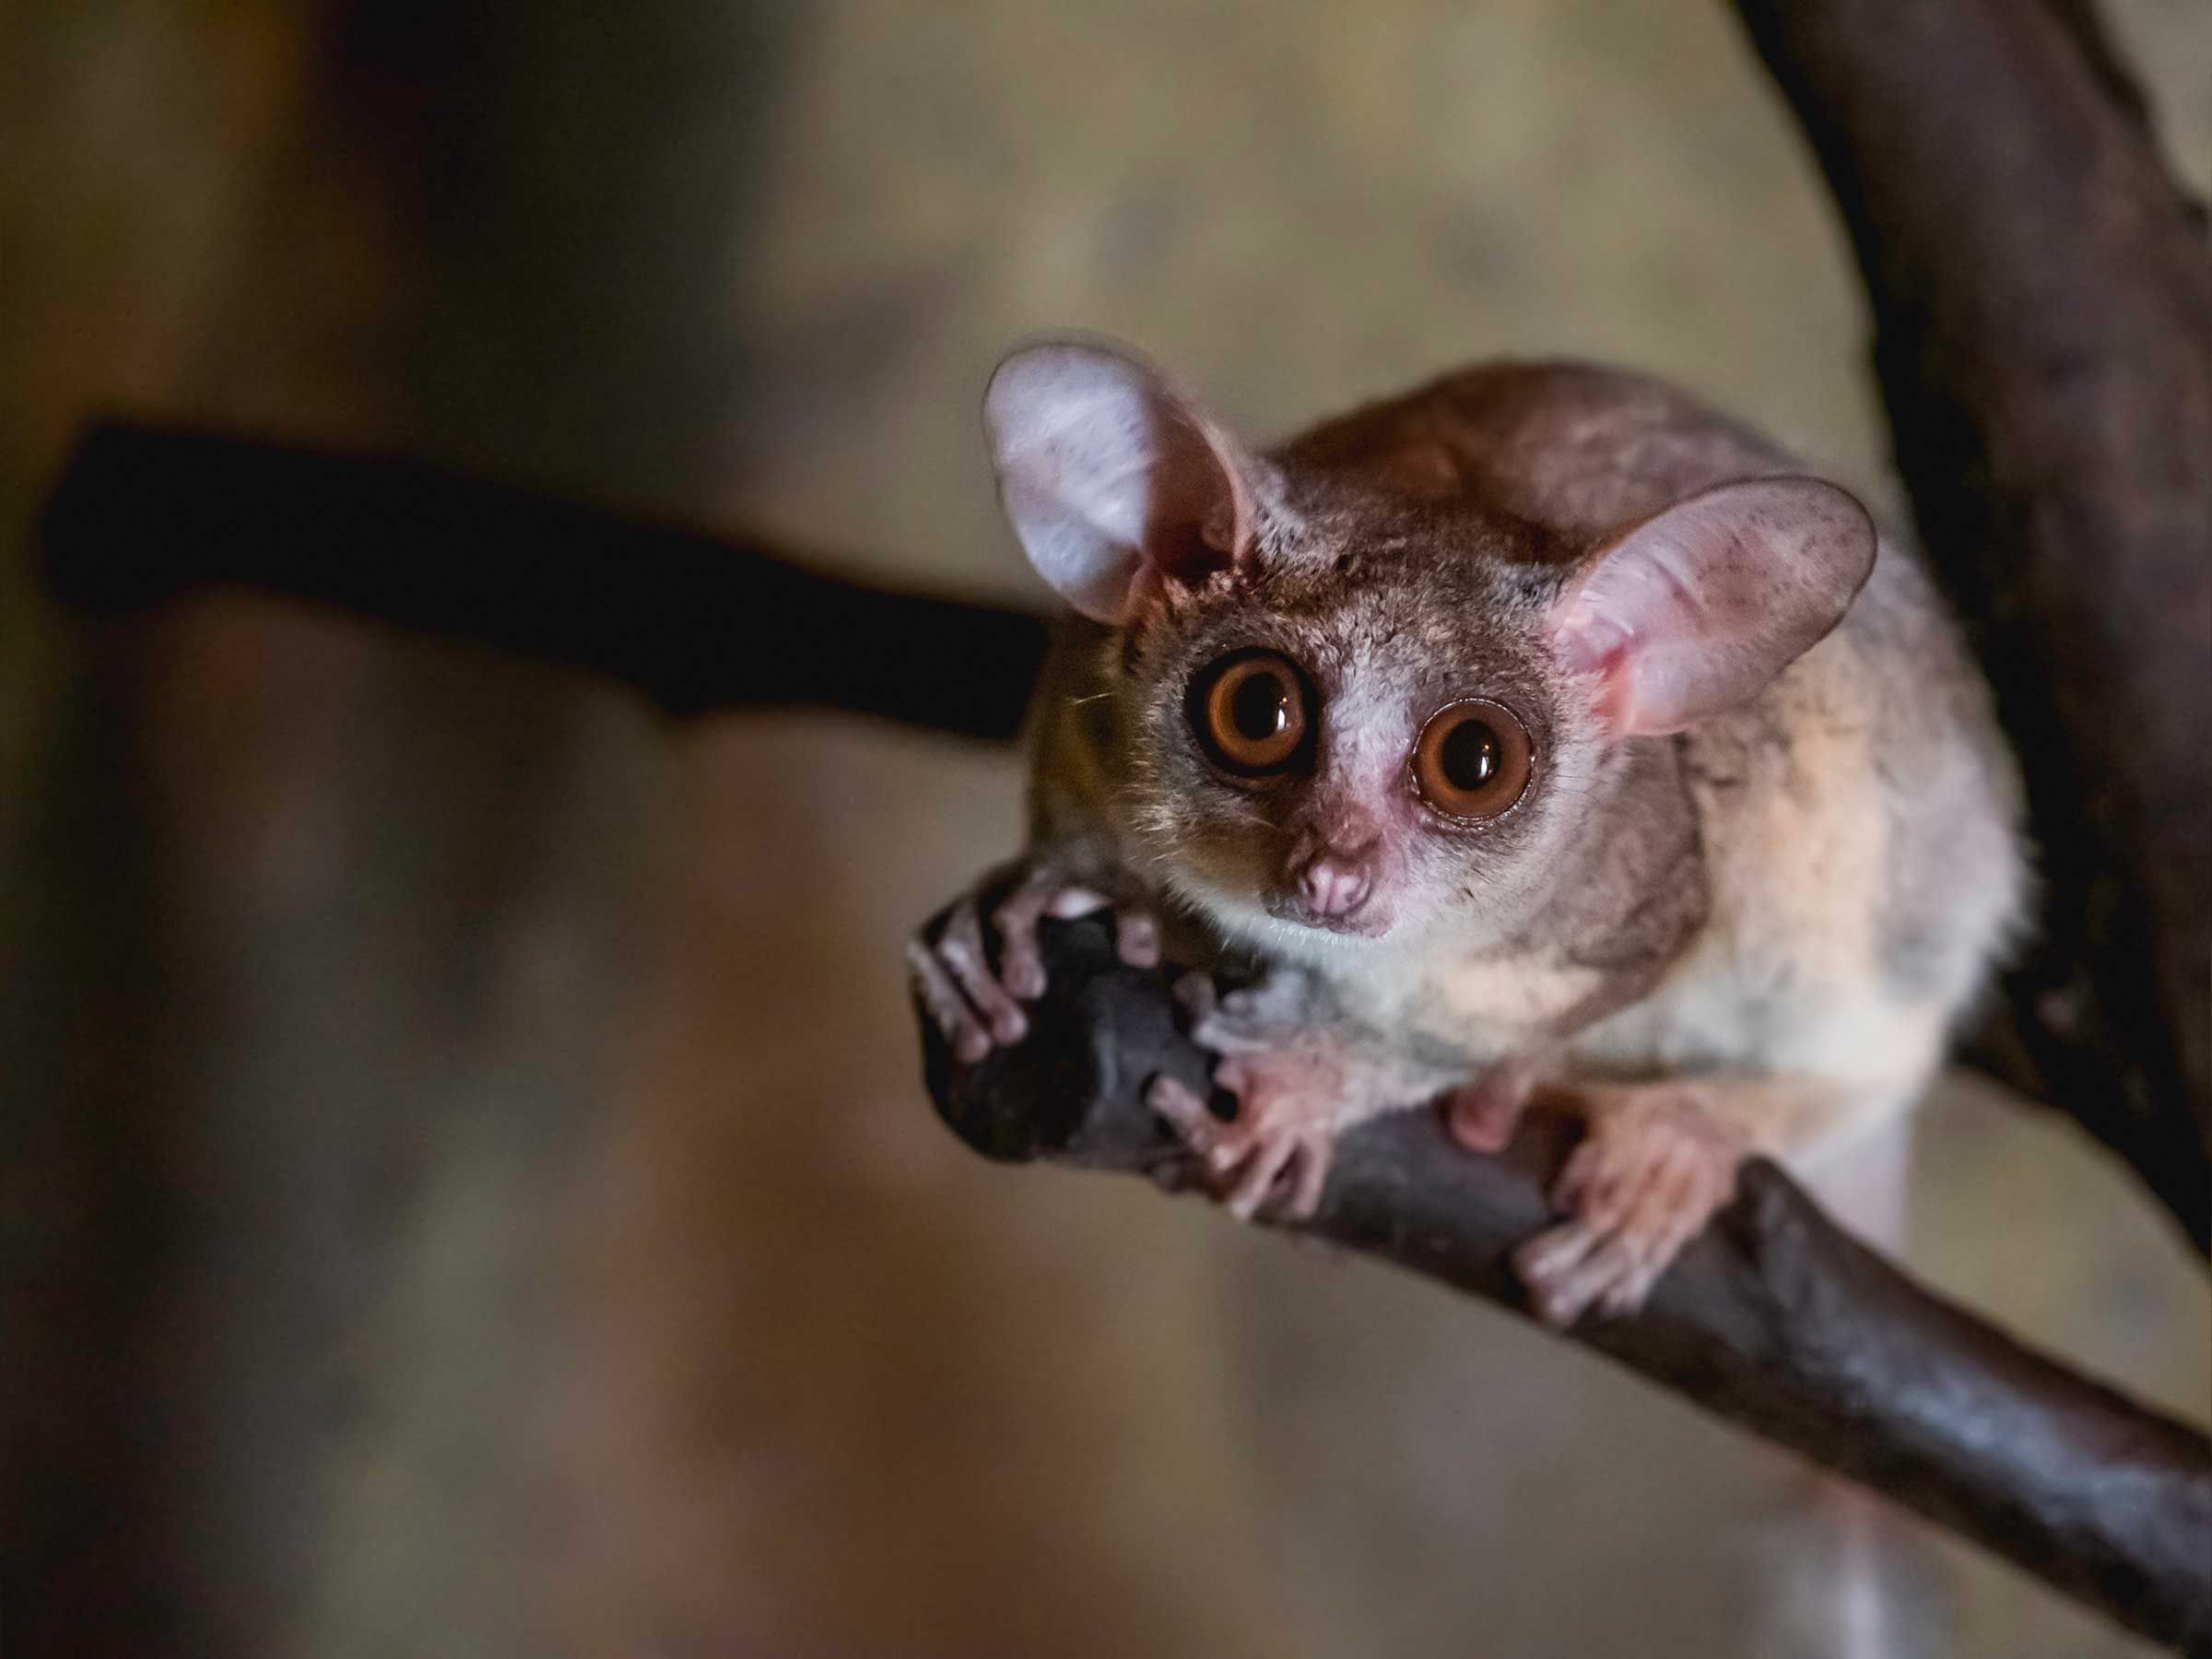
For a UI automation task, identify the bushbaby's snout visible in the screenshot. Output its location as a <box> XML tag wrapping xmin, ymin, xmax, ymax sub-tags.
<box><xmin>1299</xmin><ymin>854</ymin><xmax>1371</xmax><ymax>920</ymax></box>
<box><xmin>1271</xmin><ymin>841</ymin><xmax>1390</xmax><ymax>935</ymax></box>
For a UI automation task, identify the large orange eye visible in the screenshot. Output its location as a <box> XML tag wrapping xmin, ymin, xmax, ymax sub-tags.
<box><xmin>1411</xmin><ymin>700</ymin><xmax>1533</xmax><ymax>820</ymax></box>
<box><xmin>1191</xmin><ymin>651</ymin><xmax>1312</xmax><ymax>774</ymax></box>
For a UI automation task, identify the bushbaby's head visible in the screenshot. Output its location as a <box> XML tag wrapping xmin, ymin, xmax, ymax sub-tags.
<box><xmin>984</xmin><ymin>339</ymin><xmax>1875</xmax><ymax>961</ymax></box>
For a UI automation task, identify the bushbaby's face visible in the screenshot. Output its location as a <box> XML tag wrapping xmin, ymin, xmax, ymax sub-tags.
<box><xmin>1104</xmin><ymin>488</ymin><xmax>1612</xmax><ymax>962</ymax></box>
<box><xmin>982</xmin><ymin>336</ymin><xmax>1876</xmax><ymax>966</ymax></box>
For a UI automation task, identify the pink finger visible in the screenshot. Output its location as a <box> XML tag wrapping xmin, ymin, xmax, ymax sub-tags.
<box><xmin>1447</xmin><ymin>1082</ymin><xmax>1520</xmax><ymax>1154</ymax></box>
<box><xmin>1549</xmin><ymin>1140</ymin><xmax>1602</xmax><ymax>1213</ymax></box>
<box><xmin>992</xmin><ymin>877</ymin><xmax>1064</xmax><ymax>999</ymax></box>
<box><xmin>1597</xmin><ymin>1258</ymin><xmax>1664</xmax><ymax>1320</ymax></box>
<box><xmin>1146</xmin><ymin>1075</ymin><xmax>1223</xmax><ymax>1164</ymax></box>
<box><xmin>1227</xmin><ymin>1136</ymin><xmax>1298</xmax><ymax>1221</ymax></box>
<box><xmin>1287</xmin><ymin>1142</ymin><xmax>1330</xmax><ymax>1218</ymax></box>
<box><xmin>1514</xmin><ymin>1218</ymin><xmax>1602</xmax><ymax>1286</ymax></box>
<box><xmin>938</xmin><ymin>904</ymin><xmax>1028</xmax><ymax>1044</ymax></box>
<box><xmin>1113</xmin><ymin>907</ymin><xmax>1161</xmax><ymax>968</ymax></box>
<box><xmin>906</xmin><ymin>937</ymin><xmax>993</xmax><ymax>1065</ymax></box>
<box><xmin>1531</xmin><ymin>1231</ymin><xmax>1640</xmax><ymax>1328</ymax></box>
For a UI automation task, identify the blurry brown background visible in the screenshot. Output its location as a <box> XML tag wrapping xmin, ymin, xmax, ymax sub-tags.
<box><xmin>4</xmin><ymin>4</ymin><xmax>2207</xmax><ymax>1655</ymax></box>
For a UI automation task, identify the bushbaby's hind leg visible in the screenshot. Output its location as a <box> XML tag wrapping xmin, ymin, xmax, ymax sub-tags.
<box><xmin>1513</xmin><ymin>1073</ymin><xmax>1873</xmax><ymax>1326</ymax></box>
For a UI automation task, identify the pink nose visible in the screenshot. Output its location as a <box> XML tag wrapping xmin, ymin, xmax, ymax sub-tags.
<box><xmin>1298</xmin><ymin>856</ymin><xmax>1372</xmax><ymax>919</ymax></box>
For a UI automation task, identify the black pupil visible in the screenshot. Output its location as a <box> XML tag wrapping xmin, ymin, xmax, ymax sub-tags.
<box><xmin>1439</xmin><ymin>719</ymin><xmax>1500</xmax><ymax>791</ymax></box>
<box><xmin>1230</xmin><ymin>671</ymin><xmax>1289</xmax><ymax>740</ymax></box>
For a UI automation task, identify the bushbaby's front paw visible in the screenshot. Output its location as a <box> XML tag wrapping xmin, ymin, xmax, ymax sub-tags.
<box><xmin>1147</xmin><ymin>966</ymin><xmax>1341</xmax><ymax>1218</ymax></box>
<box><xmin>1147</xmin><ymin>967</ymin><xmax>1477</xmax><ymax>1221</ymax></box>
<box><xmin>1142</xmin><ymin>966</ymin><xmax>1400</xmax><ymax>1221</ymax></box>
<box><xmin>1513</xmin><ymin>1086</ymin><xmax>1743</xmax><ymax>1327</ymax></box>
<box><xmin>1145</xmin><ymin>1065</ymin><xmax>1339</xmax><ymax>1222</ymax></box>
<box><xmin>908</xmin><ymin>856</ymin><xmax>1159</xmax><ymax>1065</ymax></box>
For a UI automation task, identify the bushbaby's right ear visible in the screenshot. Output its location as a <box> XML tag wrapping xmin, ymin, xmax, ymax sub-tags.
<box><xmin>983</xmin><ymin>341</ymin><xmax>1263</xmax><ymax>625</ymax></box>
<box><xmin>1547</xmin><ymin>476</ymin><xmax>1877</xmax><ymax>737</ymax></box>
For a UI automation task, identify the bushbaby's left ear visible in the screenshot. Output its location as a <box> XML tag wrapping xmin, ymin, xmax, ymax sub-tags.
<box><xmin>1547</xmin><ymin>477</ymin><xmax>1877</xmax><ymax>737</ymax></box>
<box><xmin>983</xmin><ymin>341</ymin><xmax>1265</xmax><ymax>626</ymax></box>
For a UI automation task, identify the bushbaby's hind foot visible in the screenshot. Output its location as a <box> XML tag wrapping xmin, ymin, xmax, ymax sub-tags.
<box><xmin>1514</xmin><ymin>1086</ymin><xmax>1743</xmax><ymax>1327</ymax></box>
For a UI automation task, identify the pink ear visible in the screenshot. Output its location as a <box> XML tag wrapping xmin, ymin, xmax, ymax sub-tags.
<box><xmin>1548</xmin><ymin>477</ymin><xmax>1877</xmax><ymax>737</ymax></box>
<box><xmin>983</xmin><ymin>342</ymin><xmax>1260</xmax><ymax>625</ymax></box>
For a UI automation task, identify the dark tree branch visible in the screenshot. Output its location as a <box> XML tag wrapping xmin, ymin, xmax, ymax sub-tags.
<box><xmin>33</xmin><ymin>420</ymin><xmax>1051</xmax><ymax>743</ymax></box>
<box><xmin>1729</xmin><ymin>0</ymin><xmax>2212</xmax><ymax>1250</ymax></box>
<box><xmin>920</xmin><ymin>914</ymin><xmax>2212</xmax><ymax>1653</ymax></box>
